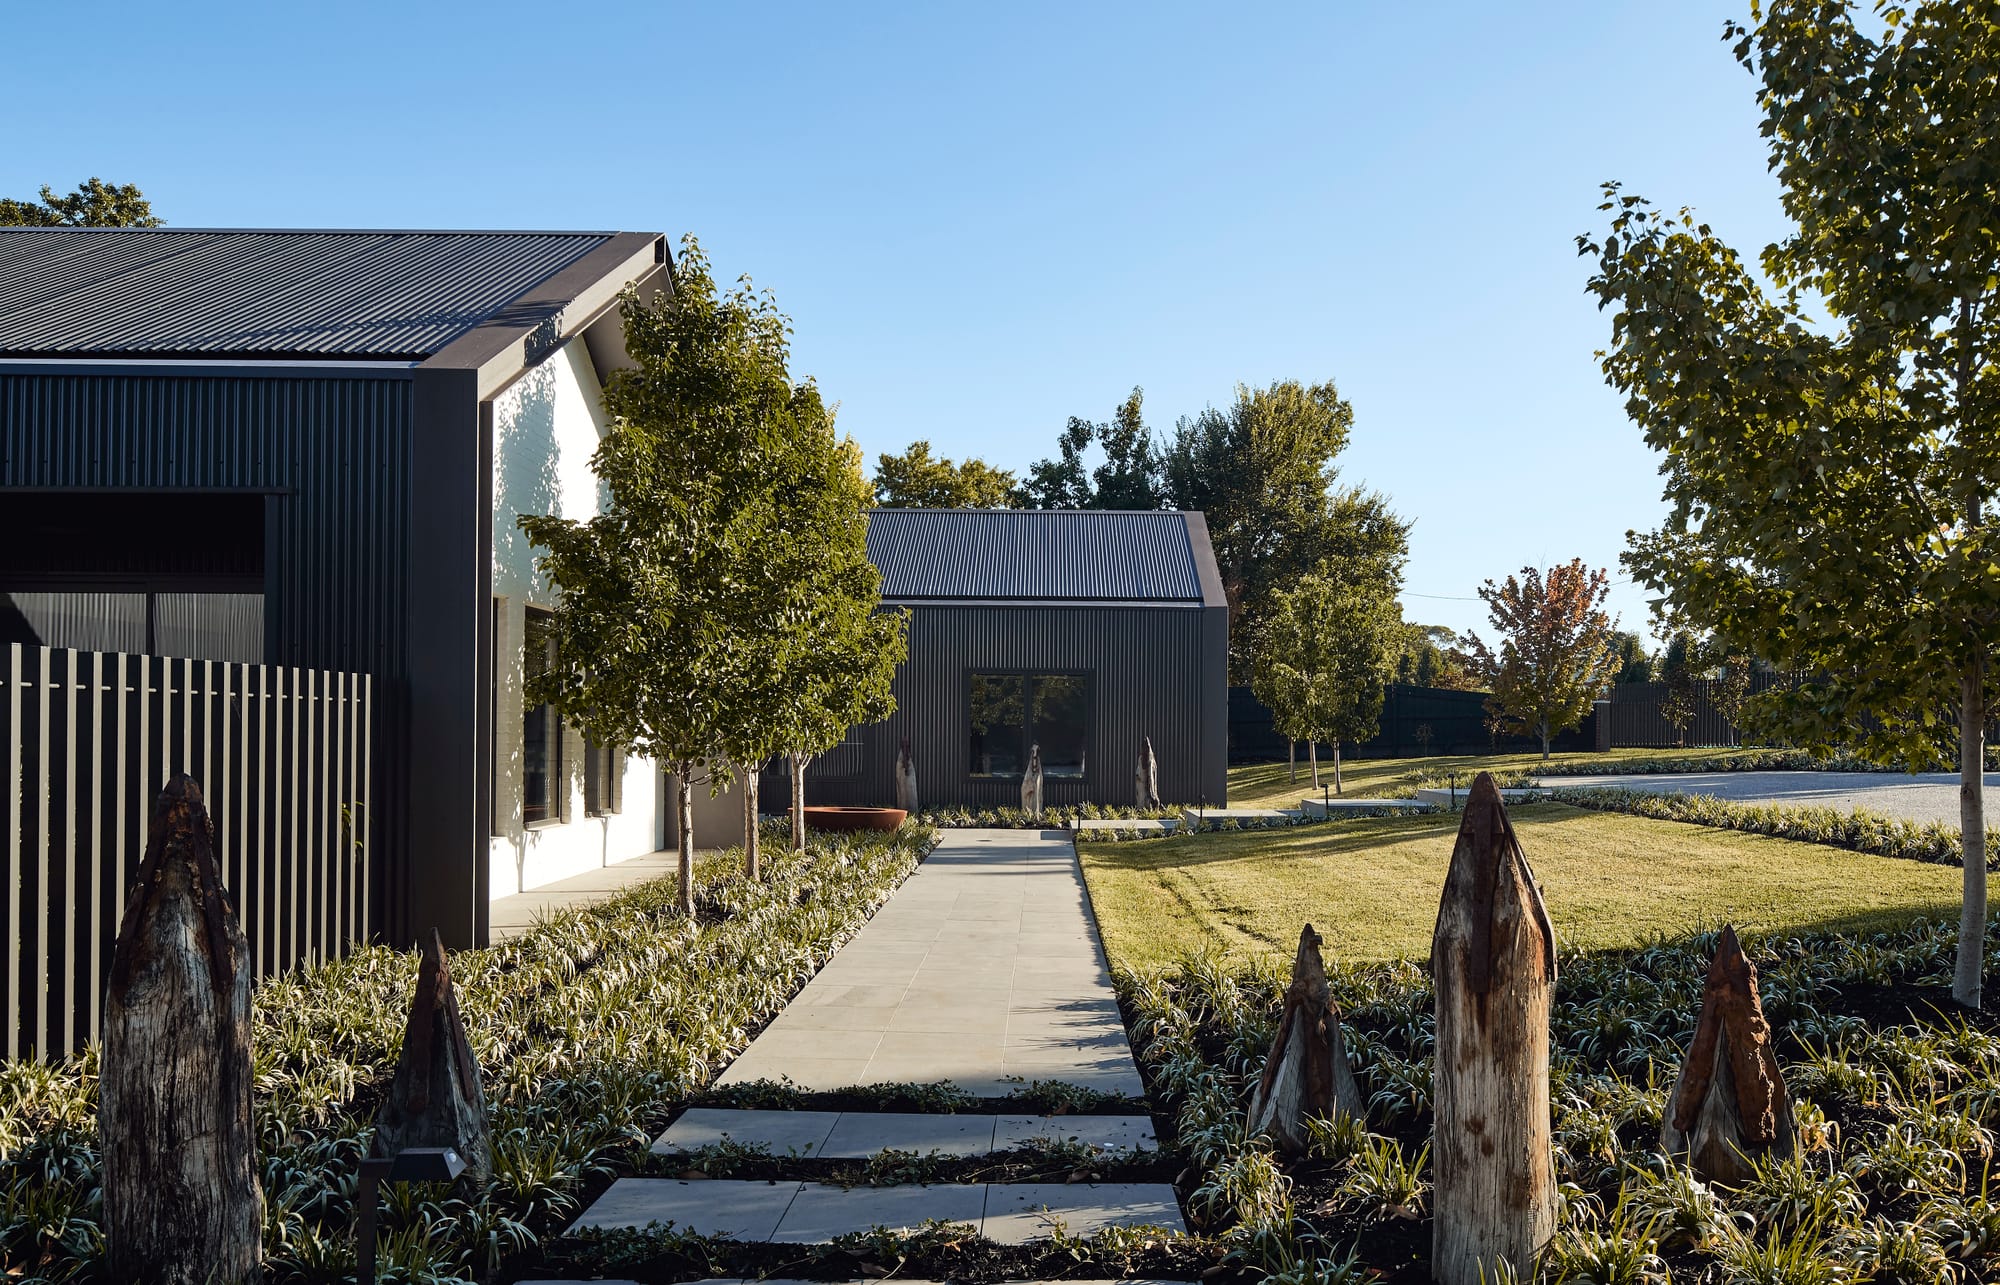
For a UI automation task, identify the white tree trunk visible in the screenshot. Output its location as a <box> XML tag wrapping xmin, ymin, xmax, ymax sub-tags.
<box><xmin>742</xmin><ymin>764</ymin><xmax>761</xmax><ymax>881</ymax></box>
<box><xmin>1660</xmin><ymin>925</ymin><xmax>1794</xmax><ymax>1183</ymax></box>
<box><xmin>790</xmin><ymin>752</ymin><xmax>809</xmax><ymax>852</ymax></box>
<box><xmin>100</xmin><ymin>776</ymin><xmax>262</xmax><ymax>1285</ymax></box>
<box><xmin>1309</xmin><ymin>740</ymin><xmax>1319</xmax><ymax>790</ymax></box>
<box><xmin>1288</xmin><ymin>739</ymin><xmax>1296</xmax><ymax>783</ymax></box>
<box><xmin>1958</xmin><ymin>659</ymin><xmax>1987</xmax><ymax>1008</ymax></box>
<box><xmin>676</xmin><ymin>773</ymin><xmax>696</xmax><ymax>915</ymax></box>
<box><xmin>1431</xmin><ymin>773</ymin><xmax>1557</xmax><ymax>1285</ymax></box>
<box><xmin>1332</xmin><ymin>740</ymin><xmax>1343</xmax><ymax>796</ymax></box>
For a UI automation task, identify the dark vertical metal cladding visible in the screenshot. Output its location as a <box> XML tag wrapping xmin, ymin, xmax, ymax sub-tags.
<box><xmin>1</xmin><ymin>367</ymin><xmax>413</xmax><ymax>943</ymax></box>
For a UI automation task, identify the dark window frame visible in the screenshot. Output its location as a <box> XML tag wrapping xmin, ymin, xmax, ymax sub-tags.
<box><xmin>522</xmin><ymin>607</ymin><xmax>563</xmax><ymax>828</ymax></box>
<box><xmin>965</xmin><ymin>668</ymin><xmax>1094</xmax><ymax>784</ymax></box>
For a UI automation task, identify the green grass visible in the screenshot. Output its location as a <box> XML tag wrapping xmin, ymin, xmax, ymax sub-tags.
<box><xmin>1224</xmin><ymin>746</ymin><xmax>1762</xmax><ymax>809</ymax></box>
<box><xmin>1079</xmin><ymin>802</ymin><xmax>1962</xmax><ymax>973</ymax></box>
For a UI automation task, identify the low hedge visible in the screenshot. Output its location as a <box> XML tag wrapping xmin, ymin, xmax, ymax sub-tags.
<box><xmin>1549</xmin><ymin>786</ymin><xmax>1997</xmax><ymax>870</ymax></box>
<box><xmin>0</xmin><ymin>824</ymin><xmax>935</xmax><ymax>1285</ymax></box>
<box><xmin>915</xmin><ymin>803</ymin><xmax>1182</xmax><ymax>829</ymax></box>
<box><xmin>1536</xmin><ymin>747</ymin><xmax>1996</xmax><ymax>776</ymax></box>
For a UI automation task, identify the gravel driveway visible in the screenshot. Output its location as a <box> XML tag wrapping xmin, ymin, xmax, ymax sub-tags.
<box><xmin>1545</xmin><ymin>770</ymin><xmax>2000</xmax><ymax>828</ymax></box>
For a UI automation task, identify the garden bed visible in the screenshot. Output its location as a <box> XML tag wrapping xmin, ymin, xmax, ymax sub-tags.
<box><xmin>0</xmin><ymin>826</ymin><xmax>935</xmax><ymax>1285</ymax></box>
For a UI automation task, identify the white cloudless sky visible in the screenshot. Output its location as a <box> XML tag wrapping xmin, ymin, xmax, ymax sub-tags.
<box><xmin>6</xmin><ymin>1</ymin><xmax>1794</xmax><ymax>643</ymax></box>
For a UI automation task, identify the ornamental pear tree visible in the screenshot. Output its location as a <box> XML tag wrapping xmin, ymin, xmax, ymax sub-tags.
<box><xmin>520</xmin><ymin>235</ymin><xmax>809</xmax><ymax>915</ymax></box>
<box><xmin>1580</xmin><ymin>0</ymin><xmax>2000</xmax><ymax>1005</ymax></box>
<box><xmin>1251</xmin><ymin>568</ymin><xmax>1401</xmax><ymax>794</ymax></box>
<box><xmin>1461</xmin><ymin>561</ymin><xmax>1619</xmax><ymax>760</ymax></box>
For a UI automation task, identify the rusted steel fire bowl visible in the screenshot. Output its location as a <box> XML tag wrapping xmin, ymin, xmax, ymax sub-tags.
<box><xmin>803</xmin><ymin>805</ymin><xmax>908</xmax><ymax>832</ymax></box>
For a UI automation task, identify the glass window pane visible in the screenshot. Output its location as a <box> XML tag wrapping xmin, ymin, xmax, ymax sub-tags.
<box><xmin>523</xmin><ymin>610</ymin><xmax>560</xmax><ymax>824</ymax></box>
<box><xmin>1032</xmin><ymin>675</ymin><xmax>1091</xmax><ymax>779</ymax></box>
<box><xmin>968</xmin><ymin>673</ymin><xmax>1026</xmax><ymax>778</ymax></box>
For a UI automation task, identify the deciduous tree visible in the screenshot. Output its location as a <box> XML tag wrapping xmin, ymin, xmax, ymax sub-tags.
<box><xmin>1579</xmin><ymin>0</ymin><xmax>2000</xmax><ymax>1004</ymax></box>
<box><xmin>1462</xmin><ymin>561</ymin><xmax>1619</xmax><ymax>760</ymax></box>
<box><xmin>1251</xmin><ymin>568</ymin><xmax>1401</xmax><ymax>793</ymax></box>
<box><xmin>873</xmin><ymin>440</ymin><xmax>1018</xmax><ymax>508</ymax></box>
<box><xmin>0</xmin><ymin>177</ymin><xmax>160</xmax><ymax>226</ymax></box>
<box><xmin>1018</xmin><ymin>387</ymin><xmax>1164</xmax><ymax>509</ymax></box>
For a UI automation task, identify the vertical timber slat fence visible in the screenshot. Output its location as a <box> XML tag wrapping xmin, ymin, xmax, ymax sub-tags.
<box><xmin>3</xmin><ymin>643</ymin><xmax>373</xmax><ymax>1060</ymax></box>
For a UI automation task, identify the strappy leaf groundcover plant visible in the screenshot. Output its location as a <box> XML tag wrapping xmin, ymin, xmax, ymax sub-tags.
<box><xmin>1126</xmin><ymin>914</ymin><xmax>2000</xmax><ymax>1283</ymax></box>
<box><xmin>0</xmin><ymin>824</ymin><xmax>932</xmax><ymax>1284</ymax></box>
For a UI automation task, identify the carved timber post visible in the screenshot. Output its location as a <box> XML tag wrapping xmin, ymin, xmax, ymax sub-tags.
<box><xmin>1135</xmin><ymin>736</ymin><xmax>1161</xmax><ymax>810</ymax></box>
<box><xmin>1021</xmin><ymin>743</ymin><xmax>1044</xmax><ymax>820</ymax></box>
<box><xmin>895</xmin><ymin>737</ymin><xmax>919</xmax><ymax>813</ymax></box>
<box><xmin>100</xmin><ymin>775</ymin><xmax>263</xmax><ymax>1285</ymax></box>
<box><xmin>1430</xmin><ymin>773</ymin><xmax>1556</xmax><ymax>1284</ymax></box>
<box><xmin>372</xmin><ymin>929</ymin><xmax>492</xmax><ymax>1188</ymax></box>
<box><xmin>1661</xmin><ymin>925</ymin><xmax>1795</xmax><ymax>1183</ymax></box>
<box><xmin>1246</xmin><ymin>924</ymin><xmax>1365</xmax><ymax>1152</ymax></box>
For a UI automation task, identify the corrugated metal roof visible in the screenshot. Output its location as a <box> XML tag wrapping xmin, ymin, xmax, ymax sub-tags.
<box><xmin>868</xmin><ymin>509</ymin><xmax>1203</xmax><ymax>602</ymax></box>
<box><xmin>0</xmin><ymin>228</ymin><xmax>618</xmax><ymax>358</ymax></box>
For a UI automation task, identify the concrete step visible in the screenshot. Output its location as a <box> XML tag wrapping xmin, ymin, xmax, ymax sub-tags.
<box><xmin>1297</xmin><ymin>797</ymin><xmax>1434</xmax><ymax>817</ymax></box>
<box><xmin>566</xmin><ymin>1178</ymin><xmax>1186</xmax><ymax>1243</ymax></box>
<box><xmin>654</xmin><ymin>1108</ymin><xmax>1158</xmax><ymax>1158</ymax></box>
<box><xmin>1070</xmin><ymin>817</ymin><xmax>1177</xmax><ymax>834</ymax></box>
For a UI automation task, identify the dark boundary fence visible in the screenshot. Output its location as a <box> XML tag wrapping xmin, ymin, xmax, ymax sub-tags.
<box><xmin>1601</xmin><ymin>671</ymin><xmax>1803</xmax><ymax>749</ymax></box>
<box><xmin>1229</xmin><ymin>684</ymin><xmax>1596</xmax><ymax>764</ymax></box>
<box><xmin>3</xmin><ymin>643</ymin><xmax>372</xmax><ymax>1060</ymax></box>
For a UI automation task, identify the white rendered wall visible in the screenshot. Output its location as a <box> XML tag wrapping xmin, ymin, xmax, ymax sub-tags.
<box><xmin>489</xmin><ymin>338</ymin><xmax>664</xmax><ymax>897</ymax></box>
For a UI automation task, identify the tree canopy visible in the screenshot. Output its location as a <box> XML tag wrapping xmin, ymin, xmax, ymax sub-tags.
<box><xmin>1251</xmin><ymin>567</ymin><xmax>1401</xmax><ymax>793</ymax></box>
<box><xmin>1018</xmin><ymin>387</ymin><xmax>1164</xmax><ymax>509</ymax></box>
<box><xmin>1580</xmin><ymin>0</ymin><xmax>2000</xmax><ymax>1004</ymax></box>
<box><xmin>1462</xmin><ymin>560</ymin><xmax>1619</xmax><ymax>759</ymax></box>
<box><xmin>0</xmin><ymin>177</ymin><xmax>160</xmax><ymax>227</ymax></box>
<box><xmin>872</xmin><ymin>441</ymin><xmax>1018</xmax><ymax>508</ymax></box>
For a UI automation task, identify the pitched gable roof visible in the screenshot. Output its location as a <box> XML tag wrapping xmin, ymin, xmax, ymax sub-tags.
<box><xmin>867</xmin><ymin>509</ymin><xmax>1222</xmax><ymax>605</ymax></box>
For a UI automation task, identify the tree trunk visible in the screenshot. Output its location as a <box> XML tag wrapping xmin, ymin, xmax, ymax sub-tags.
<box><xmin>1958</xmin><ymin>656</ymin><xmax>1987</xmax><ymax>1008</ymax></box>
<box><xmin>1136</xmin><ymin>736</ymin><xmax>1161</xmax><ymax>809</ymax></box>
<box><xmin>1660</xmin><ymin>925</ymin><xmax>1794</xmax><ymax>1183</ymax></box>
<box><xmin>1288</xmin><ymin>739</ymin><xmax>1296</xmax><ymax>784</ymax></box>
<box><xmin>790</xmin><ymin>752</ymin><xmax>808</xmax><ymax>852</ymax></box>
<box><xmin>1246</xmin><ymin>924</ymin><xmax>1366</xmax><ymax>1153</ymax></box>
<box><xmin>372</xmin><ymin>929</ymin><xmax>491</xmax><ymax>1189</ymax></box>
<box><xmin>894</xmin><ymin>737</ymin><xmax>919</xmax><ymax>813</ymax></box>
<box><xmin>1021</xmin><ymin>742</ymin><xmax>1045</xmax><ymax>820</ymax></box>
<box><xmin>742</xmin><ymin>764</ymin><xmax>761</xmax><ymax>882</ymax></box>
<box><xmin>1430</xmin><ymin>773</ymin><xmax>1557</xmax><ymax>1285</ymax></box>
<box><xmin>1540</xmin><ymin>719</ymin><xmax>1551</xmax><ymax>761</ymax></box>
<box><xmin>1309</xmin><ymin>740</ymin><xmax>1319</xmax><ymax>789</ymax></box>
<box><xmin>676</xmin><ymin>773</ymin><xmax>696</xmax><ymax>915</ymax></box>
<box><xmin>100</xmin><ymin>775</ymin><xmax>262</xmax><ymax>1285</ymax></box>
<box><xmin>1332</xmin><ymin>741</ymin><xmax>1343</xmax><ymax>796</ymax></box>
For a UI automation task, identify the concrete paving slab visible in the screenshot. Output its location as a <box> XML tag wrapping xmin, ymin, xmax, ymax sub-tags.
<box><xmin>981</xmin><ymin>1183</ymin><xmax>1185</xmax><ymax>1242</ymax></box>
<box><xmin>819</xmin><ymin>1112</ymin><xmax>1001</xmax><ymax>1157</ymax></box>
<box><xmin>1413</xmin><ymin>786</ymin><xmax>1549</xmax><ymax>809</ymax></box>
<box><xmin>1298</xmin><ymin>797</ymin><xmax>1434</xmax><ymax>817</ymax></box>
<box><xmin>993</xmin><ymin>1115</ymin><xmax>1159</xmax><ymax>1154</ymax></box>
<box><xmin>1070</xmin><ymin>818</ymin><xmax>1178</xmax><ymax>834</ymax></box>
<box><xmin>568</xmin><ymin>1178</ymin><xmax>802</xmax><ymax>1238</ymax></box>
<box><xmin>652</xmin><ymin>1109</ymin><xmax>842</xmax><ymax>1157</ymax></box>
<box><xmin>770</xmin><ymin>1182</ymin><xmax>987</xmax><ymax>1243</ymax></box>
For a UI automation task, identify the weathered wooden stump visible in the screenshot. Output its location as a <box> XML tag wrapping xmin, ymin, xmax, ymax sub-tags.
<box><xmin>1021</xmin><ymin>742</ymin><xmax>1044</xmax><ymax>820</ymax></box>
<box><xmin>1135</xmin><ymin>736</ymin><xmax>1161</xmax><ymax>810</ymax></box>
<box><xmin>100</xmin><ymin>775</ymin><xmax>263</xmax><ymax>1285</ymax></box>
<box><xmin>1661</xmin><ymin>925</ymin><xmax>1795</xmax><ymax>1183</ymax></box>
<box><xmin>372</xmin><ymin>928</ymin><xmax>492</xmax><ymax>1188</ymax></box>
<box><xmin>895</xmin><ymin>736</ymin><xmax>919</xmax><ymax>813</ymax></box>
<box><xmin>1430</xmin><ymin>773</ymin><xmax>1556</xmax><ymax>1285</ymax></box>
<box><xmin>1246</xmin><ymin>924</ymin><xmax>1365</xmax><ymax>1152</ymax></box>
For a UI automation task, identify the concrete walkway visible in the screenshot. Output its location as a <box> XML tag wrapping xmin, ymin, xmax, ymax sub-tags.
<box><xmin>1552</xmin><ymin>769</ymin><xmax>2000</xmax><ymax>828</ymax></box>
<box><xmin>488</xmin><ymin>849</ymin><xmax>683</xmax><ymax>941</ymax></box>
<box><xmin>715</xmin><ymin>829</ymin><xmax>1143</xmax><ymax>1097</ymax></box>
<box><xmin>560</xmin><ymin>829</ymin><xmax>1181</xmax><ymax>1259</ymax></box>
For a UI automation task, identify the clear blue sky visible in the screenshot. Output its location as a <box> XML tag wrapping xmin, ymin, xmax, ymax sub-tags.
<box><xmin>8</xmin><ymin>1</ymin><xmax>1789</xmax><ymax>644</ymax></box>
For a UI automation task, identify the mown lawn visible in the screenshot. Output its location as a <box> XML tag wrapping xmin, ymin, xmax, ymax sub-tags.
<box><xmin>1224</xmin><ymin>745</ymin><xmax>1763</xmax><ymax>810</ymax></box>
<box><xmin>1079</xmin><ymin>802</ymin><xmax>1962</xmax><ymax>973</ymax></box>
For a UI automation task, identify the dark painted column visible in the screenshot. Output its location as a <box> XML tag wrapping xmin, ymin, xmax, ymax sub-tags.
<box><xmin>405</xmin><ymin>368</ymin><xmax>488</xmax><ymax>949</ymax></box>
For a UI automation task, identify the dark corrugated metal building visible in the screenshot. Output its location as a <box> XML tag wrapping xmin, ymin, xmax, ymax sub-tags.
<box><xmin>796</xmin><ymin>509</ymin><xmax>1230</xmax><ymax>809</ymax></box>
<box><xmin>0</xmin><ymin>227</ymin><xmax>669</xmax><ymax>947</ymax></box>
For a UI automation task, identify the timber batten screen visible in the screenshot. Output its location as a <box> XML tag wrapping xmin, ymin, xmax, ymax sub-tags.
<box><xmin>3</xmin><ymin>643</ymin><xmax>373</xmax><ymax>1060</ymax></box>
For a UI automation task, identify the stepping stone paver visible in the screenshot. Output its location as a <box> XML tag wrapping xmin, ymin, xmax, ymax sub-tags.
<box><xmin>981</xmin><ymin>1183</ymin><xmax>1186</xmax><ymax>1242</ymax></box>
<box><xmin>651</xmin><ymin>1108</ymin><xmax>841</xmax><ymax>1157</ymax></box>
<box><xmin>819</xmin><ymin>1111</ymin><xmax>1000</xmax><ymax>1157</ymax></box>
<box><xmin>717</xmin><ymin>830</ymin><xmax>1143</xmax><ymax>1096</ymax></box>
<box><xmin>771</xmin><ymin>1182</ymin><xmax>988</xmax><ymax>1242</ymax></box>
<box><xmin>567</xmin><ymin>1178</ymin><xmax>800</xmax><ymax>1239</ymax></box>
<box><xmin>994</xmin><ymin>1114</ymin><xmax>1157</xmax><ymax>1154</ymax></box>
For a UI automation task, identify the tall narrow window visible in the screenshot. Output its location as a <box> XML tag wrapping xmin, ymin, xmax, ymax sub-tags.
<box><xmin>584</xmin><ymin>740</ymin><xmax>619</xmax><ymax>815</ymax></box>
<box><xmin>523</xmin><ymin>608</ymin><xmax>561</xmax><ymax>825</ymax></box>
<box><xmin>967</xmin><ymin>672</ymin><xmax>1092</xmax><ymax>780</ymax></box>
